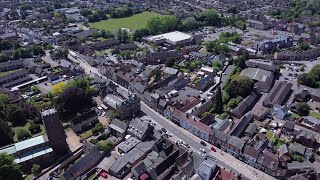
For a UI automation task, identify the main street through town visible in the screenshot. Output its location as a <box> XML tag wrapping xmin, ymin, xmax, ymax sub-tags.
<box><xmin>141</xmin><ymin>102</ymin><xmax>275</xmax><ymax>180</ymax></box>
<box><xmin>68</xmin><ymin>50</ymin><xmax>275</xmax><ymax>180</ymax></box>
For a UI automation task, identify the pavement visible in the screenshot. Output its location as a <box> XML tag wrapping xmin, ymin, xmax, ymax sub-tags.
<box><xmin>140</xmin><ymin>102</ymin><xmax>275</xmax><ymax>180</ymax></box>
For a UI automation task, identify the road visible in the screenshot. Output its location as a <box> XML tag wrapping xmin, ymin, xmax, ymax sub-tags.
<box><xmin>141</xmin><ymin>102</ymin><xmax>275</xmax><ymax>180</ymax></box>
<box><xmin>66</xmin><ymin>49</ymin><xmax>274</xmax><ymax>180</ymax></box>
<box><xmin>68</xmin><ymin>50</ymin><xmax>102</xmax><ymax>76</ymax></box>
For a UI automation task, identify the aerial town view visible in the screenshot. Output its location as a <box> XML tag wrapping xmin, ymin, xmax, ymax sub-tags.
<box><xmin>0</xmin><ymin>0</ymin><xmax>320</xmax><ymax>180</ymax></box>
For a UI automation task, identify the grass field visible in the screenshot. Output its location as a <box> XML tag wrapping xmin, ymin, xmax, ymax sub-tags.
<box><xmin>89</xmin><ymin>11</ymin><xmax>161</xmax><ymax>32</ymax></box>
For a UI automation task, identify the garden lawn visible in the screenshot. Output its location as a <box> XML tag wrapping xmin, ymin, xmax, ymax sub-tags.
<box><xmin>309</xmin><ymin>112</ymin><xmax>320</xmax><ymax>119</ymax></box>
<box><xmin>13</xmin><ymin>122</ymin><xmax>45</xmax><ymax>142</ymax></box>
<box><xmin>80</xmin><ymin>129</ymin><xmax>93</xmax><ymax>139</ymax></box>
<box><xmin>89</xmin><ymin>12</ymin><xmax>161</xmax><ymax>32</ymax></box>
<box><xmin>291</xmin><ymin>113</ymin><xmax>301</xmax><ymax>119</ymax></box>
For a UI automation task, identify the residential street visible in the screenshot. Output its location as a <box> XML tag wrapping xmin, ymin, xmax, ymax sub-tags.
<box><xmin>140</xmin><ymin>102</ymin><xmax>275</xmax><ymax>180</ymax></box>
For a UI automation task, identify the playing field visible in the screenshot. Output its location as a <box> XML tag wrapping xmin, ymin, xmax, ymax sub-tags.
<box><xmin>89</xmin><ymin>11</ymin><xmax>161</xmax><ymax>32</ymax></box>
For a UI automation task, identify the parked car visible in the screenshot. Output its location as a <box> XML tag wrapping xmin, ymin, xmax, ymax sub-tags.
<box><xmin>200</xmin><ymin>148</ymin><xmax>206</xmax><ymax>154</ymax></box>
<box><xmin>211</xmin><ymin>146</ymin><xmax>216</xmax><ymax>152</ymax></box>
<box><xmin>100</xmin><ymin>172</ymin><xmax>108</xmax><ymax>178</ymax></box>
<box><xmin>200</xmin><ymin>141</ymin><xmax>206</xmax><ymax>146</ymax></box>
<box><xmin>161</xmin><ymin>128</ymin><xmax>167</xmax><ymax>133</ymax></box>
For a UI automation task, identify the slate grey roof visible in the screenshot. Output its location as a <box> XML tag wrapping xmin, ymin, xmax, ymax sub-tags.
<box><xmin>263</xmin><ymin>80</ymin><xmax>292</xmax><ymax>107</ymax></box>
<box><xmin>127</xmin><ymin>118</ymin><xmax>151</xmax><ymax>140</ymax></box>
<box><xmin>243</xmin><ymin>145</ymin><xmax>260</xmax><ymax>159</ymax></box>
<box><xmin>231</xmin><ymin>91</ymin><xmax>259</xmax><ymax>118</ymax></box>
<box><xmin>229</xmin><ymin>113</ymin><xmax>254</xmax><ymax>137</ymax></box>
<box><xmin>61</xmin><ymin>143</ymin><xmax>103</xmax><ymax>180</ymax></box>
<box><xmin>73</xmin><ymin>29</ymin><xmax>98</xmax><ymax>38</ymax></box>
<box><xmin>278</xmin><ymin>144</ymin><xmax>288</xmax><ymax>156</ymax></box>
<box><xmin>245</xmin><ymin>123</ymin><xmax>258</xmax><ymax>136</ymax></box>
<box><xmin>71</xmin><ymin>109</ymin><xmax>97</xmax><ymax>124</ymax></box>
<box><xmin>257</xmin><ymin>149</ymin><xmax>279</xmax><ymax>171</ymax></box>
<box><xmin>228</xmin><ymin>136</ymin><xmax>245</xmax><ymax>150</ymax></box>
<box><xmin>110</xmin><ymin>148</ymin><xmax>146</xmax><ymax>176</ymax></box>
<box><xmin>245</xmin><ymin>59</ymin><xmax>277</xmax><ymax>72</ymax></box>
<box><xmin>287</xmin><ymin>161</ymin><xmax>314</xmax><ymax>171</ymax></box>
<box><xmin>109</xmin><ymin>119</ymin><xmax>128</xmax><ymax>134</ymax></box>
<box><xmin>283</xmin><ymin>120</ymin><xmax>295</xmax><ymax>130</ymax></box>
<box><xmin>214</xmin><ymin>129</ymin><xmax>231</xmax><ymax>142</ymax></box>
<box><xmin>163</xmin><ymin>67</ymin><xmax>178</xmax><ymax>75</ymax></box>
<box><xmin>288</xmin><ymin>143</ymin><xmax>306</xmax><ymax>155</ymax></box>
<box><xmin>240</xmin><ymin>67</ymin><xmax>273</xmax><ymax>82</ymax></box>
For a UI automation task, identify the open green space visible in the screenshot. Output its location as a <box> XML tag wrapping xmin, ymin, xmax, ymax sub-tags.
<box><xmin>89</xmin><ymin>11</ymin><xmax>161</xmax><ymax>32</ymax></box>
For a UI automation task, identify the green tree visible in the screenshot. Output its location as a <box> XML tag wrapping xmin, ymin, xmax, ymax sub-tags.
<box><xmin>297</xmin><ymin>73</ymin><xmax>316</xmax><ymax>87</ymax></box>
<box><xmin>299</xmin><ymin>42</ymin><xmax>310</xmax><ymax>51</ymax></box>
<box><xmin>31</xmin><ymin>164</ymin><xmax>41</xmax><ymax>176</ymax></box>
<box><xmin>296</xmin><ymin>102</ymin><xmax>310</xmax><ymax>116</ymax></box>
<box><xmin>199</xmin><ymin>9</ymin><xmax>221</xmax><ymax>26</ymax></box>
<box><xmin>214</xmin><ymin>86</ymin><xmax>223</xmax><ymax>114</ymax></box>
<box><xmin>0</xmin><ymin>153</ymin><xmax>23</xmax><ymax>180</ymax></box>
<box><xmin>182</xmin><ymin>17</ymin><xmax>201</xmax><ymax>31</ymax></box>
<box><xmin>215</xmin><ymin>44</ymin><xmax>230</xmax><ymax>54</ymax></box>
<box><xmin>309</xmin><ymin>65</ymin><xmax>320</xmax><ymax>82</ymax></box>
<box><xmin>80</xmin><ymin>8</ymin><xmax>92</xmax><ymax>17</ymax></box>
<box><xmin>165</xmin><ymin>58</ymin><xmax>175</xmax><ymax>67</ymax></box>
<box><xmin>0</xmin><ymin>120</ymin><xmax>13</xmax><ymax>146</ymax></box>
<box><xmin>206</xmin><ymin>41</ymin><xmax>217</xmax><ymax>53</ymax></box>
<box><xmin>133</xmin><ymin>28</ymin><xmax>150</xmax><ymax>41</ymax></box>
<box><xmin>226</xmin><ymin>76</ymin><xmax>254</xmax><ymax>98</ymax></box>
<box><xmin>147</xmin><ymin>16</ymin><xmax>178</xmax><ymax>34</ymax></box>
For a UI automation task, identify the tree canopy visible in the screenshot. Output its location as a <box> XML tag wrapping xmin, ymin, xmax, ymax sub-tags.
<box><xmin>298</xmin><ymin>65</ymin><xmax>320</xmax><ymax>88</ymax></box>
<box><xmin>226</xmin><ymin>76</ymin><xmax>254</xmax><ymax>98</ymax></box>
<box><xmin>0</xmin><ymin>153</ymin><xmax>23</xmax><ymax>180</ymax></box>
<box><xmin>147</xmin><ymin>16</ymin><xmax>179</xmax><ymax>35</ymax></box>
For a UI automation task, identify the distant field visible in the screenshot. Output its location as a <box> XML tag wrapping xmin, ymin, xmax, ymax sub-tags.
<box><xmin>89</xmin><ymin>12</ymin><xmax>161</xmax><ymax>32</ymax></box>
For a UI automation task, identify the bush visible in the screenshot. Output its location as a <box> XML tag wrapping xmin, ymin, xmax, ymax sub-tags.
<box><xmin>28</xmin><ymin>123</ymin><xmax>41</xmax><ymax>134</ymax></box>
<box><xmin>89</xmin><ymin>139</ymin><xmax>98</xmax><ymax>144</ymax></box>
<box><xmin>218</xmin><ymin>113</ymin><xmax>229</xmax><ymax>119</ymax></box>
<box><xmin>97</xmin><ymin>140</ymin><xmax>113</xmax><ymax>152</ymax></box>
<box><xmin>16</xmin><ymin>128</ymin><xmax>31</xmax><ymax>140</ymax></box>
<box><xmin>31</xmin><ymin>164</ymin><xmax>41</xmax><ymax>176</ymax></box>
<box><xmin>98</xmin><ymin>133</ymin><xmax>108</xmax><ymax>140</ymax></box>
<box><xmin>92</xmin><ymin>122</ymin><xmax>104</xmax><ymax>135</ymax></box>
<box><xmin>110</xmin><ymin>112</ymin><xmax>120</xmax><ymax>120</ymax></box>
<box><xmin>292</xmin><ymin>154</ymin><xmax>304</xmax><ymax>162</ymax></box>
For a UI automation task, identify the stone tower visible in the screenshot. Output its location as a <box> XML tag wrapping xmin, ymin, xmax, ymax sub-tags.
<box><xmin>41</xmin><ymin>108</ymin><xmax>69</xmax><ymax>156</ymax></box>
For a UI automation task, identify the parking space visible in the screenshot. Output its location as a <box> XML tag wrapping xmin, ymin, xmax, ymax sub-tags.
<box><xmin>279</xmin><ymin>63</ymin><xmax>303</xmax><ymax>90</ymax></box>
